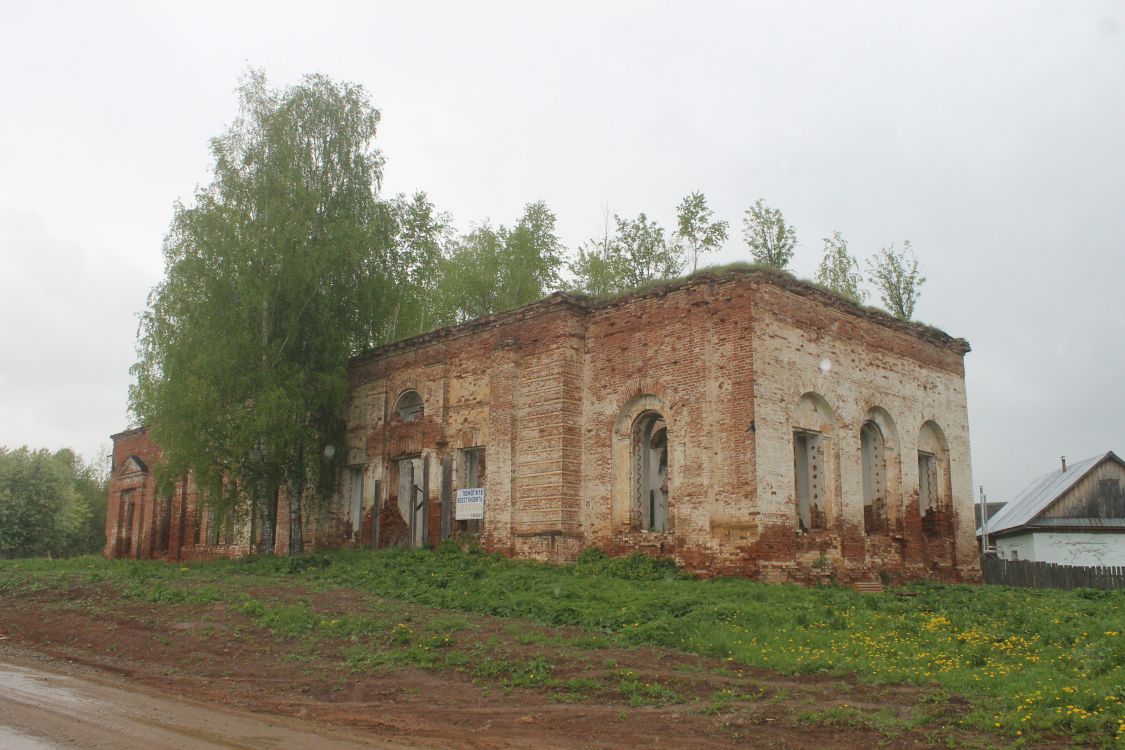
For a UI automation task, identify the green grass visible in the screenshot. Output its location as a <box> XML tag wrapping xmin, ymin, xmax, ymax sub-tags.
<box><xmin>2</xmin><ymin>549</ymin><xmax>1123</xmax><ymax>744</ymax></box>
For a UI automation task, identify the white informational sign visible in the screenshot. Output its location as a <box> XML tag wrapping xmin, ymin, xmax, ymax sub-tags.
<box><xmin>455</xmin><ymin>488</ymin><xmax>485</xmax><ymax>520</ymax></box>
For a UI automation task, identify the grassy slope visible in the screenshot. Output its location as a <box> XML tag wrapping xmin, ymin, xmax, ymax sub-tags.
<box><xmin>2</xmin><ymin>547</ymin><xmax>1122</xmax><ymax>746</ymax></box>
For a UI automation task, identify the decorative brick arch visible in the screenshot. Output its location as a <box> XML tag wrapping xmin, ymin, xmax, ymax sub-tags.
<box><xmin>391</xmin><ymin>388</ymin><xmax>424</xmax><ymax>423</ymax></box>
<box><xmin>791</xmin><ymin>391</ymin><xmax>838</xmax><ymax>531</ymax></box>
<box><xmin>861</xmin><ymin>406</ymin><xmax>900</xmax><ymax>534</ymax></box>
<box><xmin>611</xmin><ymin>390</ymin><xmax>675</xmax><ymax>533</ymax></box>
<box><xmin>917</xmin><ymin>420</ymin><xmax>952</xmax><ymax>537</ymax></box>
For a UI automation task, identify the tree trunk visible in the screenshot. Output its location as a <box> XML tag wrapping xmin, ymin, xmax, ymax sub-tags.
<box><xmin>288</xmin><ymin>447</ymin><xmax>305</xmax><ymax>556</ymax></box>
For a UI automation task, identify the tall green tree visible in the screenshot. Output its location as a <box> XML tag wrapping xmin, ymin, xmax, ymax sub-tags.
<box><xmin>383</xmin><ymin>191</ymin><xmax>452</xmax><ymax>341</ymax></box>
<box><xmin>130</xmin><ymin>70</ymin><xmax>389</xmax><ymax>554</ymax></box>
<box><xmin>741</xmin><ymin>198</ymin><xmax>796</xmax><ymax>270</ymax></box>
<box><xmin>815</xmin><ymin>231</ymin><xmax>866</xmax><ymax>304</ymax></box>
<box><xmin>674</xmin><ymin>192</ymin><xmax>729</xmax><ymax>272</ymax></box>
<box><xmin>0</xmin><ymin>447</ymin><xmax>106</xmax><ymax>558</ymax></box>
<box><xmin>569</xmin><ymin>212</ymin><xmax>684</xmax><ymax>295</ymax></box>
<box><xmin>613</xmin><ymin>213</ymin><xmax>683</xmax><ymax>288</ymax></box>
<box><xmin>866</xmin><ymin>241</ymin><xmax>925</xmax><ymax>320</ymax></box>
<box><xmin>434</xmin><ymin>201</ymin><xmax>564</xmax><ymax>324</ymax></box>
<box><xmin>498</xmin><ymin>201</ymin><xmax>564</xmax><ymax>310</ymax></box>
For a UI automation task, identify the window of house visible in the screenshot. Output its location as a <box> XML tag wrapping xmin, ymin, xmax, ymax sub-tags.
<box><xmin>393</xmin><ymin>390</ymin><xmax>424</xmax><ymax>423</ymax></box>
<box><xmin>917</xmin><ymin>421</ymin><xmax>950</xmax><ymax>537</ymax></box>
<box><xmin>1010</xmin><ymin>549</ymin><xmax>1019</xmax><ymax>561</ymax></box>
<box><xmin>794</xmin><ymin>430</ymin><xmax>826</xmax><ymax>531</ymax></box>
<box><xmin>633</xmin><ymin>412</ymin><xmax>668</xmax><ymax>532</ymax></box>
<box><xmin>118</xmin><ymin>489</ymin><xmax>136</xmax><ymax>556</ymax></box>
<box><xmin>459</xmin><ymin>447</ymin><xmax>485</xmax><ymax>535</ymax></box>
<box><xmin>397</xmin><ymin>457</ymin><xmax>424</xmax><ymax>547</ymax></box>
<box><xmin>861</xmin><ymin>421</ymin><xmax>887</xmax><ymax>534</ymax></box>
<box><xmin>918</xmin><ymin>451</ymin><xmax>938</xmax><ymax>512</ymax></box>
<box><xmin>349</xmin><ymin>466</ymin><xmax>365</xmax><ymax>535</ymax></box>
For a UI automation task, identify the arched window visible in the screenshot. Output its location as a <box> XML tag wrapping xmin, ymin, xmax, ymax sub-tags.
<box><xmin>793</xmin><ymin>392</ymin><xmax>835</xmax><ymax>531</ymax></box>
<box><xmin>861</xmin><ymin>420</ymin><xmax>887</xmax><ymax>534</ymax></box>
<box><xmin>917</xmin><ymin>421</ymin><xmax>950</xmax><ymax>537</ymax></box>
<box><xmin>393</xmin><ymin>390</ymin><xmax>424</xmax><ymax>423</ymax></box>
<box><xmin>633</xmin><ymin>411</ymin><xmax>668</xmax><ymax>532</ymax></box>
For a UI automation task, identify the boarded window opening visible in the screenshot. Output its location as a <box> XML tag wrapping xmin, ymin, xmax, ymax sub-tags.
<box><xmin>633</xmin><ymin>412</ymin><xmax>668</xmax><ymax>532</ymax></box>
<box><xmin>861</xmin><ymin>421</ymin><xmax>887</xmax><ymax>534</ymax></box>
<box><xmin>794</xmin><ymin>430</ymin><xmax>826</xmax><ymax>531</ymax></box>
<box><xmin>118</xmin><ymin>489</ymin><xmax>135</xmax><ymax>557</ymax></box>
<box><xmin>348</xmin><ymin>466</ymin><xmax>365</xmax><ymax>536</ymax></box>
<box><xmin>397</xmin><ymin>456</ymin><xmax>425</xmax><ymax>547</ymax></box>
<box><xmin>458</xmin><ymin>447</ymin><xmax>485</xmax><ymax>535</ymax></box>
<box><xmin>393</xmin><ymin>390</ymin><xmax>424</xmax><ymax>423</ymax></box>
<box><xmin>919</xmin><ymin>451</ymin><xmax>940</xmax><ymax>535</ymax></box>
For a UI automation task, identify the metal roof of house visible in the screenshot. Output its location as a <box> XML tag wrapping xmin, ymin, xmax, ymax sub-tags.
<box><xmin>980</xmin><ymin>451</ymin><xmax>1123</xmax><ymax>537</ymax></box>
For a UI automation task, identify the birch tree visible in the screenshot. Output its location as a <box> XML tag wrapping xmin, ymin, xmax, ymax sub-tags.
<box><xmin>866</xmin><ymin>241</ymin><xmax>925</xmax><ymax>320</ymax></box>
<box><xmin>130</xmin><ymin>70</ymin><xmax>389</xmax><ymax>554</ymax></box>
<box><xmin>741</xmin><ymin>198</ymin><xmax>796</xmax><ymax>270</ymax></box>
<box><xmin>674</xmin><ymin>192</ymin><xmax>729</xmax><ymax>272</ymax></box>
<box><xmin>815</xmin><ymin>231</ymin><xmax>865</xmax><ymax>303</ymax></box>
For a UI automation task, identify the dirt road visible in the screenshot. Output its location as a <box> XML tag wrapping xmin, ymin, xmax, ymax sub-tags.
<box><xmin>0</xmin><ymin>650</ymin><xmax>420</xmax><ymax>749</ymax></box>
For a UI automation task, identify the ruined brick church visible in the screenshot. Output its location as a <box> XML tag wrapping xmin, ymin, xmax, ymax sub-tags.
<box><xmin>107</xmin><ymin>268</ymin><xmax>979</xmax><ymax>584</ymax></box>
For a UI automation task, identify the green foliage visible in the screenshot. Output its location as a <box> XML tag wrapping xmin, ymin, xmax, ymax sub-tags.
<box><xmin>0</xmin><ymin>447</ymin><xmax>107</xmax><ymax>558</ymax></box>
<box><xmin>673</xmin><ymin>192</ymin><xmax>729</xmax><ymax>272</ymax></box>
<box><xmin>569</xmin><ymin>213</ymin><xmax>684</xmax><ymax>295</ymax></box>
<box><xmin>815</xmin><ymin>231</ymin><xmax>865</xmax><ymax>304</ymax></box>
<box><xmin>741</xmin><ymin>198</ymin><xmax>796</xmax><ymax>270</ymax></box>
<box><xmin>4</xmin><ymin>551</ymin><xmax>1124</xmax><ymax>743</ymax></box>
<box><xmin>434</xmin><ymin>201</ymin><xmax>564</xmax><ymax>324</ymax></box>
<box><xmin>866</xmin><ymin>240</ymin><xmax>926</xmax><ymax>320</ymax></box>
<box><xmin>381</xmin><ymin>191</ymin><xmax>452</xmax><ymax>340</ymax></box>
<box><xmin>130</xmin><ymin>70</ymin><xmax>390</xmax><ymax>551</ymax></box>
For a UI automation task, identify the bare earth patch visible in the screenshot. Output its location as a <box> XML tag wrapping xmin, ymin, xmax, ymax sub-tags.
<box><xmin>0</xmin><ymin>583</ymin><xmax>1035</xmax><ymax>749</ymax></box>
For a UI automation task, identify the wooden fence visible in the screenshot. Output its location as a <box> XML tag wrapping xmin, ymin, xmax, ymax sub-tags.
<box><xmin>980</xmin><ymin>556</ymin><xmax>1125</xmax><ymax>590</ymax></box>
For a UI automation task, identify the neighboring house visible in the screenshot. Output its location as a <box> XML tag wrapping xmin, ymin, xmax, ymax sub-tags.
<box><xmin>108</xmin><ymin>268</ymin><xmax>980</xmax><ymax>584</ymax></box>
<box><xmin>981</xmin><ymin>452</ymin><xmax>1125</xmax><ymax>566</ymax></box>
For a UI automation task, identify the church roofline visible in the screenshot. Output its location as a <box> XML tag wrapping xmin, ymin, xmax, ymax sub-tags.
<box><xmin>110</xmin><ymin>425</ymin><xmax>149</xmax><ymax>441</ymax></box>
<box><xmin>351</xmin><ymin>267</ymin><xmax>970</xmax><ymax>366</ymax></box>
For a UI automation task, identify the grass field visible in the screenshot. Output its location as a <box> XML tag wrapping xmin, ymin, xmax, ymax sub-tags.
<box><xmin>2</xmin><ymin>546</ymin><xmax>1122</xmax><ymax>746</ymax></box>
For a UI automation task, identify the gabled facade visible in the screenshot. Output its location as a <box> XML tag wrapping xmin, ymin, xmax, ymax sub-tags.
<box><xmin>982</xmin><ymin>452</ymin><xmax>1125</xmax><ymax>566</ymax></box>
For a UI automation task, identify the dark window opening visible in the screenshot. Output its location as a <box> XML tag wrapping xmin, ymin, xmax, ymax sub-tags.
<box><xmin>397</xmin><ymin>456</ymin><xmax>425</xmax><ymax>547</ymax></box>
<box><xmin>634</xmin><ymin>412</ymin><xmax>669</xmax><ymax>532</ymax></box>
<box><xmin>919</xmin><ymin>451</ymin><xmax>941</xmax><ymax>536</ymax></box>
<box><xmin>393</xmin><ymin>390</ymin><xmax>424</xmax><ymax>423</ymax></box>
<box><xmin>349</xmin><ymin>466</ymin><xmax>365</xmax><ymax>536</ymax></box>
<box><xmin>861</xmin><ymin>421</ymin><xmax>887</xmax><ymax>534</ymax></box>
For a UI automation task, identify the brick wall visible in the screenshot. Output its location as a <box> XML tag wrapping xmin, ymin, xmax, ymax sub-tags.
<box><xmin>345</xmin><ymin>269</ymin><xmax>978</xmax><ymax>584</ymax></box>
<box><xmin>111</xmin><ymin>269</ymin><xmax>978</xmax><ymax>584</ymax></box>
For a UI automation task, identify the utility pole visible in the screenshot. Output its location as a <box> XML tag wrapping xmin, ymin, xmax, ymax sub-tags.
<box><xmin>979</xmin><ymin>485</ymin><xmax>989</xmax><ymax>554</ymax></box>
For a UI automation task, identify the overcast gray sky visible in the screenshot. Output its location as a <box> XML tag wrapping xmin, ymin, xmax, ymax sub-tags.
<box><xmin>1</xmin><ymin>1</ymin><xmax>1122</xmax><ymax>502</ymax></box>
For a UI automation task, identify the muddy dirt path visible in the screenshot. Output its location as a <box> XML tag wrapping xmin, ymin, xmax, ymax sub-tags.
<box><xmin>0</xmin><ymin>650</ymin><xmax>424</xmax><ymax>749</ymax></box>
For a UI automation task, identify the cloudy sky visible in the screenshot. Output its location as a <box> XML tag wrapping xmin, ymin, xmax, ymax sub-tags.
<box><xmin>1</xmin><ymin>1</ymin><xmax>1122</xmax><ymax>502</ymax></box>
